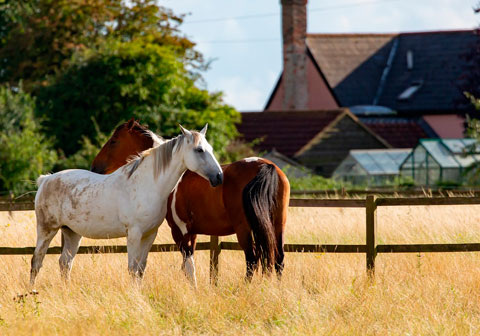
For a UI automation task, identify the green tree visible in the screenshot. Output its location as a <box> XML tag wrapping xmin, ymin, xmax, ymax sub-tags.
<box><xmin>0</xmin><ymin>85</ymin><xmax>57</xmax><ymax>193</ymax></box>
<box><xmin>459</xmin><ymin>93</ymin><xmax>480</xmax><ymax>185</ymax></box>
<box><xmin>35</xmin><ymin>39</ymin><xmax>239</xmax><ymax>158</ymax></box>
<box><xmin>0</xmin><ymin>0</ymin><xmax>203</xmax><ymax>91</ymax></box>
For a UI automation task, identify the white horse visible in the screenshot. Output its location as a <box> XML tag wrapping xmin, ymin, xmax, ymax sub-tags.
<box><xmin>31</xmin><ymin>125</ymin><xmax>223</xmax><ymax>285</ymax></box>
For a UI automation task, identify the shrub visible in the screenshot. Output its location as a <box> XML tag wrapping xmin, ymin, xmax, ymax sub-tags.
<box><xmin>0</xmin><ymin>86</ymin><xmax>57</xmax><ymax>194</ymax></box>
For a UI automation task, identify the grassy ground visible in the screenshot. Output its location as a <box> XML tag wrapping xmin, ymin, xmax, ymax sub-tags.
<box><xmin>1</xmin><ymin>205</ymin><xmax>480</xmax><ymax>335</ymax></box>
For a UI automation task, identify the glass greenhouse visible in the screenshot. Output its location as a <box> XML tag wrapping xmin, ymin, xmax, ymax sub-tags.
<box><xmin>333</xmin><ymin>149</ymin><xmax>411</xmax><ymax>186</ymax></box>
<box><xmin>399</xmin><ymin>139</ymin><xmax>480</xmax><ymax>186</ymax></box>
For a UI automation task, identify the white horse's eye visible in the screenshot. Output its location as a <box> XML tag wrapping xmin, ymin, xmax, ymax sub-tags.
<box><xmin>195</xmin><ymin>147</ymin><xmax>204</xmax><ymax>153</ymax></box>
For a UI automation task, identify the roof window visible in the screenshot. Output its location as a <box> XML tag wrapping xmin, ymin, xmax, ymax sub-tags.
<box><xmin>407</xmin><ymin>50</ymin><xmax>414</xmax><ymax>70</ymax></box>
<box><xmin>397</xmin><ymin>80</ymin><xmax>423</xmax><ymax>101</ymax></box>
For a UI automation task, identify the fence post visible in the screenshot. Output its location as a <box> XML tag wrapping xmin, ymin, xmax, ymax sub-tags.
<box><xmin>209</xmin><ymin>235</ymin><xmax>221</xmax><ymax>284</ymax></box>
<box><xmin>366</xmin><ymin>195</ymin><xmax>377</xmax><ymax>275</ymax></box>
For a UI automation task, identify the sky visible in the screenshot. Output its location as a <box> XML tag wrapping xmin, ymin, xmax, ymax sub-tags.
<box><xmin>159</xmin><ymin>0</ymin><xmax>479</xmax><ymax>111</ymax></box>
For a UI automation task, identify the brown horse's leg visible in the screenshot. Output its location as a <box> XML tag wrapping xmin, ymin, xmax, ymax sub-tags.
<box><xmin>236</xmin><ymin>230</ymin><xmax>259</xmax><ymax>281</ymax></box>
<box><xmin>275</xmin><ymin>233</ymin><xmax>285</xmax><ymax>278</ymax></box>
<box><xmin>274</xmin><ymin>168</ymin><xmax>289</xmax><ymax>280</ymax></box>
<box><xmin>180</xmin><ymin>234</ymin><xmax>197</xmax><ymax>287</ymax></box>
<box><xmin>273</xmin><ymin>208</ymin><xmax>286</xmax><ymax>278</ymax></box>
<box><xmin>171</xmin><ymin>223</ymin><xmax>198</xmax><ymax>287</ymax></box>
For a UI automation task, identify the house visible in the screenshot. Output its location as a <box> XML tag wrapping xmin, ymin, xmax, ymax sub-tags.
<box><xmin>238</xmin><ymin>109</ymin><xmax>390</xmax><ymax>176</ymax></box>
<box><xmin>236</xmin><ymin>0</ymin><xmax>477</xmax><ymax>179</ymax></box>
<box><xmin>265</xmin><ymin>0</ymin><xmax>477</xmax><ymax>137</ymax></box>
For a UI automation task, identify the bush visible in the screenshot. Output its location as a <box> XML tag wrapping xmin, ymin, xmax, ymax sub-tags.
<box><xmin>286</xmin><ymin>170</ymin><xmax>349</xmax><ymax>190</ymax></box>
<box><xmin>56</xmin><ymin>118</ymin><xmax>109</xmax><ymax>171</ymax></box>
<box><xmin>0</xmin><ymin>86</ymin><xmax>57</xmax><ymax>194</ymax></box>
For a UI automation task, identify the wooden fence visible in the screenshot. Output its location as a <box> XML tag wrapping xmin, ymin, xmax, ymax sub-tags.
<box><xmin>2</xmin><ymin>196</ymin><xmax>480</xmax><ymax>280</ymax></box>
<box><xmin>290</xmin><ymin>187</ymin><xmax>480</xmax><ymax>197</ymax></box>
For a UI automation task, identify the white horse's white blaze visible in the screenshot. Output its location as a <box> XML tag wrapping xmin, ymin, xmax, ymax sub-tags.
<box><xmin>171</xmin><ymin>178</ymin><xmax>188</xmax><ymax>236</ymax></box>
<box><xmin>30</xmin><ymin>126</ymin><xmax>222</xmax><ymax>285</ymax></box>
<box><xmin>183</xmin><ymin>255</ymin><xmax>197</xmax><ymax>288</ymax></box>
<box><xmin>244</xmin><ymin>157</ymin><xmax>260</xmax><ymax>162</ymax></box>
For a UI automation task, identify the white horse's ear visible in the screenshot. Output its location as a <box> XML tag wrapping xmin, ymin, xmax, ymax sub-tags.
<box><xmin>200</xmin><ymin>123</ymin><xmax>208</xmax><ymax>135</ymax></box>
<box><xmin>179</xmin><ymin>124</ymin><xmax>192</xmax><ymax>139</ymax></box>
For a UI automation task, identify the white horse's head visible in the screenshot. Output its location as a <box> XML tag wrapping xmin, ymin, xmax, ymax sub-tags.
<box><xmin>179</xmin><ymin>124</ymin><xmax>223</xmax><ymax>187</ymax></box>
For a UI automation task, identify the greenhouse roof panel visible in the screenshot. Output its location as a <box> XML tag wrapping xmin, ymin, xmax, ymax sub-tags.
<box><xmin>420</xmin><ymin>140</ymin><xmax>459</xmax><ymax>168</ymax></box>
<box><xmin>351</xmin><ymin>149</ymin><xmax>411</xmax><ymax>175</ymax></box>
<box><xmin>419</xmin><ymin>139</ymin><xmax>479</xmax><ymax>168</ymax></box>
<box><xmin>442</xmin><ymin>138</ymin><xmax>477</xmax><ymax>154</ymax></box>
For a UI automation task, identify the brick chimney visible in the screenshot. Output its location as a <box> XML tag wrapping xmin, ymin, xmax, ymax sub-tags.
<box><xmin>281</xmin><ymin>0</ymin><xmax>308</xmax><ymax>110</ymax></box>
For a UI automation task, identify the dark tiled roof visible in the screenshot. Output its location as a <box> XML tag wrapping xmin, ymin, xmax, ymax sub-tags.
<box><xmin>307</xmin><ymin>30</ymin><xmax>478</xmax><ymax>113</ymax></box>
<box><xmin>238</xmin><ymin>110</ymin><xmax>345</xmax><ymax>156</ymax></box>
<box><xmin>360</xmin><ymin>117</ymin><xmax>435</xmax><ymax>148</ymax></box>
<box><xmin>307</xmin><ymin>33</ymin><xmax>395</xmax><ymax>106</ymax></box>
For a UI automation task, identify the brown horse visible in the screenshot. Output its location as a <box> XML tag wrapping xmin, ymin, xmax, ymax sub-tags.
<box><xmin>91</xmin><ymin>119</ymin><xmax>290</xmax><ymax>285</ymax></box>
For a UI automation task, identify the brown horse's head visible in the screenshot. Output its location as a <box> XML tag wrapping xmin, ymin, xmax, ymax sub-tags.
<box><xmin>91</xmin><ymin>118</ymin><xmax>157</xmax><ymax>174</ymax></box>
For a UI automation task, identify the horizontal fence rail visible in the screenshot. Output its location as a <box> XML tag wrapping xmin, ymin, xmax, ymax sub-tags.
<box><xmin>290</xmin><ymin>188</ymin><xmax>480</xmax><ymax>197</ymax></box>
<box><xmin>3</xmin><ymin>195</ymin><xmax>480</xmax><ymax>279</ymax></box>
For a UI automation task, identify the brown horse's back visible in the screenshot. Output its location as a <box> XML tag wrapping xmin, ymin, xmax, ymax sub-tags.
<box><xmin>222</xmin><ymin>159</ymin><xmax>289</xmax><ymax>233</ymax></box>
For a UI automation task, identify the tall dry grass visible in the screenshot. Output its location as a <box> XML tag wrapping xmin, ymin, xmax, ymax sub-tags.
<box><xmin>1</xmin><ymin>205</ymin><xmax>480</xmax><ymax>335</ymax></box>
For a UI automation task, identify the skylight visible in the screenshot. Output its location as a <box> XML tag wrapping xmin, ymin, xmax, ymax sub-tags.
<box><xmin>398</xmin><ymin>80</ymin><xmax>423</xmax><ymax>100</ymax></box>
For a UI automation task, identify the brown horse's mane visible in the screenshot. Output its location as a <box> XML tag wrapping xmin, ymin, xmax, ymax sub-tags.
<box><xmin>123</xmin><ymin>134</ymin><xmax>187</xmax><ymax>179</ymax></box>
<box><xmin>114</xmin><ymin>119</ymin><xmax>163</xmax><ymax>143</ymax></box>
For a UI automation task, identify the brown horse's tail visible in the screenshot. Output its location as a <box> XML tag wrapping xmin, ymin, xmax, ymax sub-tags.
<box><xmin>242</xmin><ymin>163</ymin><xmax>279</xmax><ymax>273</ymax></box>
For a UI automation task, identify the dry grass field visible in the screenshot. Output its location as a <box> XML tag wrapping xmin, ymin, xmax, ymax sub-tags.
<box><xmin>2</xmin><ymin>204</ymin><xmax>480</xmax><ymax>335</ymax></box>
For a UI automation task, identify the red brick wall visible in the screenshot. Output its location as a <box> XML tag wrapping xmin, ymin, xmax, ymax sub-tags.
<box><xmin>266</xmin><ymin>56</ymin><xmax>338</xmax><ymax>110</ymax></box>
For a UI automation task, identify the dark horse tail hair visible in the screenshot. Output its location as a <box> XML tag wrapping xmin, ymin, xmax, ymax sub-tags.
<box><xmin>242</xmin><ymin>163</ymin><xmax>279</xmax><ymax>273</ymax></box>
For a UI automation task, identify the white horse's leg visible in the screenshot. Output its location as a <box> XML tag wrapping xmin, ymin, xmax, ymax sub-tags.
<box><xmin>127</xmin><ymin>228</ymin><xmax>148</xmax><ymax>278</ymax></box>
<box><xmin>59</xmin><ymin>227</ymin><xmax>82</xmax><ymax>281</ymax></box>
<box><xmin>30</xmin><ymin>227</ymin><xmax>59</xmax><ymax>286</ymax></box>
<box><xmin>136</xmin><ymin>229</ymin><xmax>158</xmax><ymax>278</ymax></box>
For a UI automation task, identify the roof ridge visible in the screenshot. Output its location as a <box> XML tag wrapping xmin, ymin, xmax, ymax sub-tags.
<box><xmin>307</xmin><ymin>33</ymin><xmax>397</xmax><ymax>38</ymax></box>
<box><xmin>242</xmin><ymin>109</ymin><xmax>348</xmax><ymax>114</ymax></box>
<box><xmin>307</xmin><ymin>29</ymin><xmax>474</xmax><ymax>38</ymax></box>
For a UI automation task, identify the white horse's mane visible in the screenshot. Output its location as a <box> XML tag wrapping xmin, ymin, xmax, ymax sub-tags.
<box><xmin>145</xmin><ymin>130</ymin><xmax>165</xmax><ymax>147</ymax></box>
<box><xmin>124</xmin><ymin>134</ymin><xmax>186</xmax><ymax>179</ymax></box>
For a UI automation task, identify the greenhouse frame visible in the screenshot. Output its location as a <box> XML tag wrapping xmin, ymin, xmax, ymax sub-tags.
<box><xmin>399</xmin><ymin>138</ymin><xmax>480</xmax><ymax>186</ymax></box>
<box><xmin>333</xmin><ymin>149</ymin><xmax>411</xmax><ymax>186</ymax></box>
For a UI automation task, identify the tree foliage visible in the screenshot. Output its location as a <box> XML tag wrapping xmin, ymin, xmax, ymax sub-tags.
<box><xmin>458</xmin><ymin>2</ymin><xmax>480</xmax><ymax>111</ymax></box>
<box><xmin>0</xmin><ymin>0</ymin><xmax>241</xmax><ymax>195</ymax></box>
<box><xmin>0</xmin><ymin>86</ymin><xmax>57</xmax><ymax>193</ymax></box>
<box><xmin>0</xmin><ymin>0</ymin><xmax>204</xmax><ymax>91</ymax></box>
<box><xmin>35</xmin><ymin>39</ymin><xmax>239</xmax><ymax>158</ymax></box>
